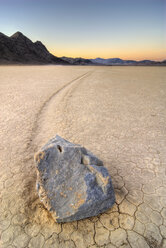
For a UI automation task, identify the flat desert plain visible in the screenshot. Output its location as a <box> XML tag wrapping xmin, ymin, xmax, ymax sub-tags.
<box><xmin>0</xmin><ymin>66</ymin><xmax>166</xmax><ymax>248</ymax></box>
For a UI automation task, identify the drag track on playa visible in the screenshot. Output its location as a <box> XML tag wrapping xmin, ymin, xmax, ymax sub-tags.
<box><xmin>0</xmin><ymin>66</ymin><xmax>166</xmax><ymax>248</ymax></box>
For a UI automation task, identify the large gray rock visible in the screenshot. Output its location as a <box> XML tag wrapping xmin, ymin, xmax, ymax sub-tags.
<box><xmin>34</xmin><ymin>135</ymin><xmax>115</xmax><ymax>222</ymax></box>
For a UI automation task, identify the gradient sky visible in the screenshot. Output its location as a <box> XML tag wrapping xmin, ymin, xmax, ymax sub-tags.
<box><xmin>0</xmin><ymin>0</ymin><xmax>165</xmax><ymax>60</ymax></box>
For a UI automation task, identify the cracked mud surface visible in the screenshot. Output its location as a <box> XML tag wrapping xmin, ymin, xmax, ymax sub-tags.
<box><xmin>0</xmin><ymin>66</ymin><xmax>166</xmax><ymax>247</ymax></box>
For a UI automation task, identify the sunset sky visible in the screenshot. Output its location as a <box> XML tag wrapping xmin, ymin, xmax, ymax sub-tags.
<box><xmin>0</xmin><ymin>0</ymin><xmax>165</xmax><ymax>61</ymax></box>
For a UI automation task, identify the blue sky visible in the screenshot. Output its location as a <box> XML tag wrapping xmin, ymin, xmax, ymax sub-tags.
<box><xmin>0</xmin><ymin>0</ymin><xmax>165</xmax><ymax>60</ymax></box>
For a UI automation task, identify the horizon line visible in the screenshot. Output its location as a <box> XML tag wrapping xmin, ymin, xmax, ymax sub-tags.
<box><xmin>2</xmin><ymin>31</ymin><xmax>165</xmax><ymax>62</ymax></box>
<box><xmin>56</xmin><ymin>55</ymin><xmax>165</xmax><ymax>62</ymax></box>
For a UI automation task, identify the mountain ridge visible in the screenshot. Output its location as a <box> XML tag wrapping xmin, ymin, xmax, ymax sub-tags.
<box><xmin>90</xmin><ymin>57</ymin><xmax>165</xmax><ymax>65</ymax></box>
<box><xmin>61</xmin><ymin>56</ymin><xmax>92</xmax><ymax>65</ymax></box>
<box><xmin>0</xmin><ymin>31</ymin><xmax>165</xmax><ymax>65</ymax></box>
<box><xmin>0</xmin><ymin>31</ymin><xmax>68</xmax><ymax>64</ymax></box>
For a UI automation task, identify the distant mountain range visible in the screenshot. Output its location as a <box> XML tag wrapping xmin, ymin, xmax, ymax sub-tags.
<box><xmin>0</xmin><ymin>32</ymin><xmax>165</xmax><ymax>65</ymax></box>
<box><xmin>90</xmin><ymin>57</ymin><xmax>166</xmax><ymax>65</ymax></box>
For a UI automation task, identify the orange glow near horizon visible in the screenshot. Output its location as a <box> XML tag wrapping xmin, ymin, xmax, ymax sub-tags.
<box><xmin>50</xmin><ymin>46</ymin><xmax>166</xmax><ymax>61</ymax></box>
<box><xmin>49</xmin><ymin>36</ymin><xmax>166</xmax><ymax>61</ymax></box>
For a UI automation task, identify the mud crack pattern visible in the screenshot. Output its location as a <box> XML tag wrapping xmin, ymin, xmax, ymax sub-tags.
<box><xmin>0</xmin><ymin>66</ymin><xmax>166</xmax><ymax>248</ymax></box>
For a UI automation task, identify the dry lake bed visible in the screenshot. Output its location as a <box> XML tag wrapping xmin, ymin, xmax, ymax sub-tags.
<box><xmin>0</xmin><ymin>65</ymin><xmax>166</xmax><ymax>248</ymax></box>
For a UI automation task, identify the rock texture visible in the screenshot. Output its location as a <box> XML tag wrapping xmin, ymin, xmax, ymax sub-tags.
<box><xmin>34</xmin><ymin>135</ymin><xmax>115</xmax><ymax>222</ymax></box>
<box><xmin>0</xmin><ymin>31</ymin><xmax>68</xmax><ymax>64</ymax></box>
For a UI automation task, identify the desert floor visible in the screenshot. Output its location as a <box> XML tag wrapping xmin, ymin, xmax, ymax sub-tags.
<box><xmin>0</xmin><ymin>66</ymin><xmax>166</xmax><ymax>248</ymax></box>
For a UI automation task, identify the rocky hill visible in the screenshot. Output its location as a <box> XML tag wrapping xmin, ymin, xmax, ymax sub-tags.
<box><xmin>61</xmin><ymin>56</ymin><xmax>93</xmax><ymax>65</ymax></box>
<box><xmin>0</xmin><ymin>32</ymin><xmax>68</xmax><ymax>64</ymax></box>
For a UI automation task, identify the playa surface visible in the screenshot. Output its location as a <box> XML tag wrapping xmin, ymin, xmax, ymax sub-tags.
<box><xmin>0</xmin><ymin>65</ymin><xmax>166</xmax><ymax>248</ymax></box>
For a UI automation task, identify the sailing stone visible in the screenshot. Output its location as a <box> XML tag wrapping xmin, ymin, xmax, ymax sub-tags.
<box><xmin>34</xmin><ymin>135</ymin><xmax>115</xmax><ymax>222</ymax></box>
